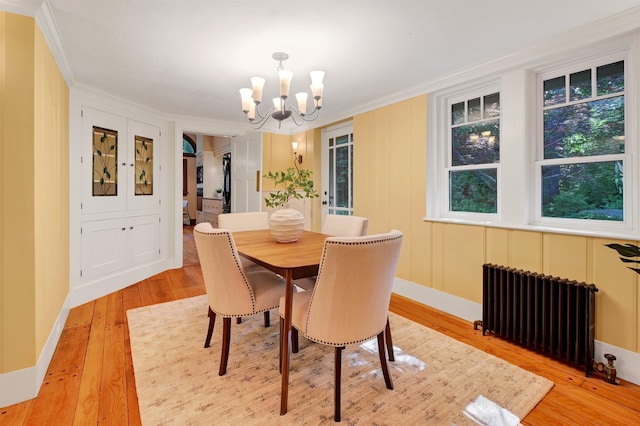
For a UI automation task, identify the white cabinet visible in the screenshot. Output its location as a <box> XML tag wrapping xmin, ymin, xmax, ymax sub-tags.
<box><xmin>81</xmin><ymin>215</ymin><xmax>160</xmax><ymax>280</ymax></box>
<box><xmin>79</xmin><ymin>107</ymin><xmax>162</xmax><ymax>281</ymax></box>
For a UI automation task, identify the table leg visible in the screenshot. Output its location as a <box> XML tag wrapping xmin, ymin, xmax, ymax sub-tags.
<box><xmin>280</xmin><ymin>269</ymin><xmax>293</xmax><ymax>415</ymax></box>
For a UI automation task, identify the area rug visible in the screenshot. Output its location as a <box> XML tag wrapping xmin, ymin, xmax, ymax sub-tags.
<box><xmin>127</xmin><ymin>296</ymin><xmax>553</xmax><ymax>425</ymax></box>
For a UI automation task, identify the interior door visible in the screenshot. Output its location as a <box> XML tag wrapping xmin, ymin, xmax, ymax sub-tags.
<box><xmin>322</xmin><ymin>122</ymin><xmax>354</xmax><ymax>222</ymax></box>
<box><xmin>230</xmin><ymin>132</ymin><xmax>263</xmax><ymax>212</ymax></box>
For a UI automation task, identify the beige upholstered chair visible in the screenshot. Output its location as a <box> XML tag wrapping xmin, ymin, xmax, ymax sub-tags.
<box><xmin>218</xmin><ymin>212</ymin><xmax>270</xmax><ymax>273</ymax></box>
<box><xmin>295</xmin><ymin>215</ymin><xmax>368</xmax><ymax>290</ymax></box>
<box><xmin>280</xmin><ymin>230</ymin><xmax>403</xmax><ymax>421</ymax></box>
<box><xmin>193</xmin><ymin>223</ymin><xmax>285</xmax><ymax>376</ymax></box>
<box><xmin>322</xmin><ymin>214</ymin><xmax>369</xmax><ymax>237</ymax></box>
<box><xmin>294</xmin><ymin>214</ymin><xmax>395</xmax><ymax>362</ymax></box>
<box><xmin>217</xmin><ymin>211</ymin><xmax>269</xmax><ymax>232</ymax></box>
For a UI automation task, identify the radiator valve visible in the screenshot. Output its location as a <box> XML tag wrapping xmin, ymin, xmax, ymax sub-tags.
<box><xmin>593</xmin><ymin>353</ymin><xmax>618</xmax><ymax>385</ymax></box>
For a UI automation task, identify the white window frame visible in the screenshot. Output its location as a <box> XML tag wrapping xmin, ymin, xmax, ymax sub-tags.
<box><xmin>427</xmin><ymin>36</ymin><xmax>639</xmax><ymax>240</ymax></box>
<box><xmin>428</xmin><ymin>80</ymin><xmax>503</xmax><ymax>224</ymax></box>
<box><xmin>534</xmin><ymin>51</ymin><xmax>635</xmax><ymax>235</ymax></box>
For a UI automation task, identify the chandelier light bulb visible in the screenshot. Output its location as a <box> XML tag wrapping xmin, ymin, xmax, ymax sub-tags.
<box><xmin>296</xmin><ymin>92</ymin><xmax>308</xmax><ymax>115</ymax></box>
<box><xmin>278</xmin><ymin>69</ymin><xmax>293</xmax><ymax>98</ymax></box>
<box><xmin>239</xmin><ymin>88</ymin><xmax>253</xmax><ymax>113</ymax></box>
<box><xmin>273</xmin><ymin>97</ymin><xmax>282</xmax><ymax>112</ymax></box>
<box><xmin>248</xmin><ymin>100</ymin><xmax>256</xmax><ymax>120</ymax></box>
<box><xmin>250</xmin><ymin>77</ymin><xmax>265</xmax><ymax>104</ymax></box>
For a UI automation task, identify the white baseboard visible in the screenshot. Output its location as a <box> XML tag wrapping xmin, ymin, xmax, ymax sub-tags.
<box><xmin>66</xmin><ymin>258</ymin><xmax>171</xmax><ymax>309</ymax></box>
<box><xmin>392</xmin><ymin>278</ymin><xmax>640</xmax><ymax>386</ymax></box>
<box><xmin>0</xmin><ymin>296</ymin><xmax>70</xmax><ymax>408</ymax></box>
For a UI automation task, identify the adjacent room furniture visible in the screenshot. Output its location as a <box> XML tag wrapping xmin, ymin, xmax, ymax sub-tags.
<box><xmin>193</xmin><ymin>223</ymin><xmax>286</xmax><ymax>376</ymax></box>
<box><xmin>196</xmin><ymin>197</ymin><xmax>223</xmax><ymax>227</ymax></box>
<box><xmin>279</xmin><ymin>230</ymin><xmax>403</xmax><ymax>421</ymax></box>
<box><xmin>182</xmin><ymin>200</ymin><xmax>191</xmax><ymax>226</ymax></box>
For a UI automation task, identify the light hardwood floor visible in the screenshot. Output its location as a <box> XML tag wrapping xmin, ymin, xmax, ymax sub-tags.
<box><xmin>1</xmin><ymin>226</ymin><xmax>639</xmax><ymax>425</ymax></box>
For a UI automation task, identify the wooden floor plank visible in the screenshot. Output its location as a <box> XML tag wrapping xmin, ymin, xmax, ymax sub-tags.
<box><xmin>97</xmin><ymin>292</ymin><xmax>128</xmax><ymax>425</ymax></box>
<box><xmin>72</xmin><ymin>295</ymin><xmax>108</xmax><ymax>426</ymax></box>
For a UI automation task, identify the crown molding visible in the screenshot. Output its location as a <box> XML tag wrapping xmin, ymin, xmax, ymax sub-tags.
<box><xmin>0</xmin><ymin>0</ymin><xmax>41</xmax><ymax>16</ymax></box>
<box><xmin>35</xmin><ymin>0</ymin><xmax>75</xmax><ymax>87</ymax></box>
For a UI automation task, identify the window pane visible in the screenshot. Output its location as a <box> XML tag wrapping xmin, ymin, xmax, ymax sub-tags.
<box><xmin>468</xmin><ymin>98</ymin><xmax>481</xmax><ymax>121</ymax></box>
<box><xmin>450</xmin><ymin>169</ymin><xmax>497</xmax><ymax>213</ymax></box>
<box><xmin>452</xmin><ymin>101</ymin><xmax>465</xmax><ymax>125</ymax></box>
<box><xmin>543</xmin><ymin>96</ymin><xmax>625</xmax><ymax>159</ymax></box>
<box><xmin>329</xmin><ymin>151</ymin><xmax>334</xmax><ymax>207</ymax></box>
<box><xmin>544</xmin><ymin>76</ymin><xmax>565</xmax><ymax>106</ymax></box>
<box><xmin>570</xmin><ymin>69</ymin><xmax>591</xmax><ymax>101</ymax></box>
<box><xmin>92</xmin><ymin>126</ymin><xmax>118</xmax><ymax>196</ymax></box>
<box><xmin>597</xmin><ymin>61</ymin><xmax>624</xmax><ymax>95</ymax></box>
<box><xmin>336</xmin><ymin>135</ymin><xmax>349</xmax><ymax>145</ymax></box>
<box><xmin>542</xmin><ymin>161</ymin><xmax>623</xmax><ymax>221</ymax></box>
<box><xmin>484</xmin><ymin>93</ymin><xmax>500</xmax><ymax>118</ymax></box>
<box><xmin>451</xmin><ymin>119</ymin><xmax>500</xmax><ymax>166</ymax></box>
<box><xmin>335</xmin><ymin>145</ymin><xmax>350</xmax><ymax>208</ymax></box>
<box><xmin>135</xmin><ymin>135</ymin><xmax>153</xmax><ymax>196</ymax></box>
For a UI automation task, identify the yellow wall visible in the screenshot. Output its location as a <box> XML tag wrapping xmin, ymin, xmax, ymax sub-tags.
<box><xmin>352</xmin><ymin>95</ymin><xmax>639</xmax><ymax>354</ymax></box>
<box><xmin>0</xmin><ymin>12</ymin><xmax>69</xmax><ymax>373</ymax></box>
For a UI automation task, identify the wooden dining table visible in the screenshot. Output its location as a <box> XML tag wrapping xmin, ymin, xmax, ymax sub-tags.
<box><xmin>232</xmin><ymin>229</ymin><xmax>328</xmax><ymax>415</ymax></box>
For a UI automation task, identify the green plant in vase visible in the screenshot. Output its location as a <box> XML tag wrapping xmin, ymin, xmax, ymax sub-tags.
<box><xmin>263</xmin><ymin>168</ymin><xmax>319</xmax><ymax>208</ymax></box>
<box><xmin>263</xmin><ymin>167</ymin><xmax>319</xmax><ymax>242</ymax></box>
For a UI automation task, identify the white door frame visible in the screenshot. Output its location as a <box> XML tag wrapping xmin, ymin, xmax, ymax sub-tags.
<box><xmin>321</xmin><ymin>122</ymin><xmax>355</xmax><ymax>225</ymax></box>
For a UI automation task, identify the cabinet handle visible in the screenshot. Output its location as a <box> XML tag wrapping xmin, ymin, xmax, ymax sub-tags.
<box><xmin>130</xmin><ymin>163</ymin><xmax>134</xmax><ymax>167</ymax></box>
<box><xmin>122</xmin><ymin>163</ymin><xmax>126</xmax><ymax>166</ymax></box>
<box><xmin>256</xmin><ymin>170</ymin><xmax>260</xmax><ymax>192</ymax></box>
<box><xmin>121</xmin><ymin>227</ymin><xmax>126</xmax><ymax>231</ymax></box>
<box><xmin>130</xmin><ymin>226</ymin><xmax>134</xmax><ymax>230</ymax></box>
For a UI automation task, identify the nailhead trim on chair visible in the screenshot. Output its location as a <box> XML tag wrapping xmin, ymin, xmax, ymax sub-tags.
<box><xmin>194</xmin><ymin>226</ymin><xmax>259</xmax><ymax>314</ymax></box>
<box><xmin>302</xmin><ymin>232</ymin><xmax>403</xmax><ymax>346</ymax></box>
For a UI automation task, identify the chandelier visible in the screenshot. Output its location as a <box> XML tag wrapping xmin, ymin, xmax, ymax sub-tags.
<box><xmin>239</xmin><ymin>52</ymin><xmax>324</xmax><ymax>129</ymax></box>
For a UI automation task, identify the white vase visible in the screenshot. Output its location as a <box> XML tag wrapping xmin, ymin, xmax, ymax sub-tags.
<box><xmin>269</xmin><ymin>207</ymin><xmax>304</xmax><ymax>243</ymax></box>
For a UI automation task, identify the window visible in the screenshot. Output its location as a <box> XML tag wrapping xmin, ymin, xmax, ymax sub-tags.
<box><xmin>537</xmin><ymin>59</ymin><xmax>626</xmax><ymax>223</ymax></box>
<box><xmin>428</xmin><ymin>38</ymin><xmax>636</xmax><ymax>239</ymax></box>
<box><xmin>448</xmin><ymin>91</ymin><xmax>500</xmax><ymax>215</ymax></box>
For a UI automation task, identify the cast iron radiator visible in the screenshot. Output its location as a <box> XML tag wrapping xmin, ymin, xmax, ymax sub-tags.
<box><xmin>479</xmin><ymin>264</ymin><xmax>599</xmax><ymax>376</ymax></box>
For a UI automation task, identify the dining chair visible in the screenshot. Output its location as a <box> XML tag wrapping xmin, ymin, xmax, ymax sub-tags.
<box><xmin>294</xmin><ymin>214</ymin><xmax>396</xmax><ymax>362</ymax></box>
<box><xmin>279</xmin><ymin>230</ymin><xmax>403</xmax><ymax>422</ymax></box>
<box><xmin>218</xmin><ymin>211</ymin><xmax>270</xmax><ymax>273</ymax></box>
<box><xmin>193</xmin><ymin>222</ymin><xmax>285</xmax><ymax>376</ymax></box>
<box><xmin>218</xmin><ymin>211</ymin><xmax>273</xmax><ymax>326</ymax></box>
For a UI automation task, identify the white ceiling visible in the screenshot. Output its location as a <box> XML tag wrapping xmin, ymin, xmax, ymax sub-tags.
<box><xmin>6</xmin><ymin>0</ymin><xmax>640</xmax><ymax>134</ymax></box>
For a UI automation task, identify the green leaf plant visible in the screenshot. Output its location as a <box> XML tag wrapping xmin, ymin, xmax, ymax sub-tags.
<box><xmin>605</xmin><ymin>243</ymin><xmax>640</xmax><ymax>275</ymax></box>
<box><xmin>263</xmin><ymin>167</ymin><xmax>319</xmax><ymax>209</ymax></box>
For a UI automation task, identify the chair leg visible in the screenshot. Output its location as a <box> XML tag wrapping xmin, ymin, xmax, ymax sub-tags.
<box><xmin>279</xmin><ymin>316</ymin><xmax>283</xmax><ymax>373</ymax></box>
<box><xmin>377</xmin><ymin>332</ymin><xmax>394</xmax><ymax>390</ymax></box>
<box><xmin>219</xmin><ymin>317</ymin><xmax>232</xmax><ymax>376</ymax></box>
<box><xmin>334</xmin><ymin>346</ymin><xmax>344</xmax><ymax>422</ymax></box>
<box><xmin>204</xmin><ymin>307</ymin><xmax>216</xmax><ymax>348</ymax></box>
<box><xmin>264</xmin><ymin>311</ymin><xmax>270</xmax><ymax>327</ymax></box>
<box><xmin>385</xmin><ymin>316</ymin><xmax>394</xmax><ymax>361</ymax></box>
<box><xmin>291</xmin><ymin>327</ymin><xmax>299</xmax><ymax>353</ymax></box>
<box><xmin>236</xmin><ymin>317</ymin><xmax>242</xmax><ymax>324</ymax></box>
